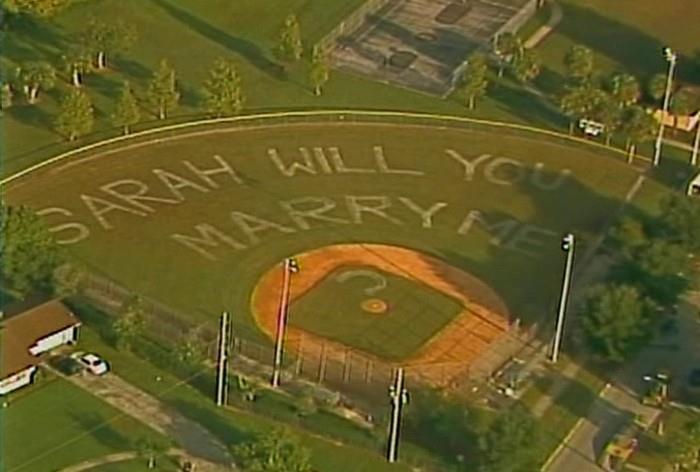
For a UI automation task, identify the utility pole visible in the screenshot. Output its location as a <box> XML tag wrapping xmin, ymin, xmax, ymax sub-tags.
<box><xmin>691</xmin><ymin>120</ymin><xmax>699</xmax><ymax>166</ymax></box>
<box><xmin>387</xmin><ymin>367</ymin><xmax>409</xmax><ymax>463</ymax></box>
<box><xmin>550</xmin><ymin>233</ymin><xmax>575</xmax><ymax>363</ymax></box>
<box><xmin>271</xmin><ymin>258</ymin><xmax>299</xmax><ymax>388</ymax></box>
<box><xmin>653</xmin><ymin>47</ymin><xmax>678</xmax><ymax>167</ymax></box>
<box><xmin>215</xmin><ymin>311</ymin><xmax>230</xmax><ymax>407</ymax></box>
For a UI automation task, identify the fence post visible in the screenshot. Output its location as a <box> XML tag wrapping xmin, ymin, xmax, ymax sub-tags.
<box><xmin>342</xmin><ymin>350</ymin><xmax>351</xmax><ymax>383</ymax></box>
<box><xmin>317</xmin><ymin>343</ymin><xmax>327</xmax><ymax>384</ymax></box>
<box><xmin>295</xmin><ymin>335</ymin><xmax>304</xmax><ymax>376</ymax></box>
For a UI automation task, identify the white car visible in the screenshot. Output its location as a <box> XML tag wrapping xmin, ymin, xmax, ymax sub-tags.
<box><xmin>77</xmin><ymin>353</ymin><xmax>109</xmax><ymax>375</ymax></box>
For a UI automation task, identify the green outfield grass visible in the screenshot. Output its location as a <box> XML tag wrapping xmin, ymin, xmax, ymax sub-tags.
<box><xmin>290</xmin><ymin>265</ymin><xmax>462</xmax><ymax>360</ymax></box>
<box><xmin>0</xmin><ymin>377</ymin><xmax>167</xmax><ymax>472</ymax></box>
<box><xmin>4</xmin><ymin>121</ymin><xmax>654</xmax><ymax>345</ymax></box>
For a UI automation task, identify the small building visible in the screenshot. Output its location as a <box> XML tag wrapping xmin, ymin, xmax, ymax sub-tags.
<box><xmin>0</xmin><ymin>300</ymin><xmax>81</xmax><ymax>395</ymax></box>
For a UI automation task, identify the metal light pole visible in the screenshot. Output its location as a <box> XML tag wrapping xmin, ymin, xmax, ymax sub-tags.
<box><xmin>387</xmin><ymin>367</ymin><xmax>409</xmax><ymax>463</ymax></box>
<box><xmin>550</xmin><ymin>233</ymin><xmax>575</xmax><ymax>364</ymax></box>
<box><xmin>691</xmin><ymin>120</ymin><xmax>700</xmax><ymax>166</ymax></box>
<box><xmin>653</xmin><ymin>47</ymin><xmax>678</xmax><ymax>167</ymax></box>
<box><xmin>271</xmin><ymin>257</ymin><xmax>299</xmax><ymax>388</ymax></box>
<box><xmin>215</xmin><ymin>311</ymin><xmax>230</xmax><ymax>406</ymax></box>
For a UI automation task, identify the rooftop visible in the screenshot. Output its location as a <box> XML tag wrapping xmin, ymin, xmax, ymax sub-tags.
<box><xmin>0</xmin><ymin>300</ymin><xmax>81</xmax><ymax>378</ymax></box>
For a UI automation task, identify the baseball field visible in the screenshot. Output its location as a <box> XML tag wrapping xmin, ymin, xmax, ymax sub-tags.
<box><xmin>3</xmin><ymin>114</ymin><xmax>662</xmax><ymax>383</ymax></box>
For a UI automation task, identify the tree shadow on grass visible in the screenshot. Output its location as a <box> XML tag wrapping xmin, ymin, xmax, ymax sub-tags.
<box><xmin>167</xmin><ymin>398</ymin><xmax>252</xmax><ymax>450</ymax></box>
<box><xmin>7</xmin><ymin>103</ymin><xmax>55</xmax><ymax>132</ymax></box>
<box><xmin>555</xmin><ymin>3</ymin><xmax>697</xmax><ymax>83</ymax></box>
<box><xmin>150</xmin><ymin>0</ymin><xmax>286</xmax><ymax>81</ymax></box>
<box><xmin>69</xmin><ymin>410</ymin><xmax>130</xmax><ymax>451</ymax></box>
<box><xmin>112</xmin><ymin>57</ymin><xmax>153</xmax><ymax>81</ymax></box>
<box><xmin>487</xmin><ymin>79</ymin><xmax>568</xmax><ymax>130</ymax></box>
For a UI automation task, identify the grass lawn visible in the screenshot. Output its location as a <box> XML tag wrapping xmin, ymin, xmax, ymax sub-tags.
<box><xmin>290</xmin><ymin>265</ymin><xmax>462</xmax><ymax>360</ymax></box>
<box><xmin>5</xmin><ymin>124</ymin><xmax>644</xmax><ymax>340</ymax></box>
<box><xmin>85</xmin><ymin>457</ymin><xmax>180</xmax><ymax>471</ymax></box>
<box><xmin>627</xmin><ymin>407</ymin><xmax>700</xmax><ymax>471</ymax></box>
<box><xmin>533</xmin><ymin>0</ymin><xmax>700</xmax><ymax>94</ymax></box>
<box><xmin>73</xmin><ymin>318</ymin><xmax>431</xmax><ymax>472</ymax></box>
<box><xmin>524</xmin><ymin>359</ymin><xmax>608</xmax><ymax>467</ymax></box>
<box><xmin>0</xmin><ymin>376</ymin><xmax>168</xmax><ymax>472</ymax></box>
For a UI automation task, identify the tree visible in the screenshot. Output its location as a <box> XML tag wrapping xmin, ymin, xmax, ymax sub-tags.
<box><xmin>309</xmin><ymin>45</ymin><xmax>330</xmax><ymax>96</ymax></box>
<box><xmin>510</xmin><ymin>48</ymin><xmax>541</xmax><ymax>83</ymax></box>
<box><xmin>657</xmin><ymin>194</ymin><xmax>700</xmax><ymax>252</ymax></box>
<box><xmin>62</xmin><ymin>46</ymin><xmax>93</xmax><ymax>87</ymax></box>
<box><xmin>670</xmin><ymin>88</ymin><xmax>695</xmax><ymax>129</ymax></box>
<box><xmin>620</xmin><ymin>105</ymin><xmax>657</xmax><ymax>162</ymax></box>
<box><xmin>590</xmin><ymin>93</ymin><xmax>623</xmax><ymax>145</ymax></box>
<box><xmin>668</xmin><ymin>420</ymin><xmax>700</xmax><ymax>471</ymax></box>
<box><xmin>277</xmin><ymin>14</ymin><xmax>303</xmax><ymax>61</ymax></box>
<box><xmin>112</xmin><ymin>81</ymin><xmax>140</xmax><ymax>134</ymax></box>
<box><xmin>174</xmin><ymin>327</ymin><xmax>205</xmax><ymax>366</ymax></box>
<box><xmin>202</xmin><ymin>58</ymin><xmax>244</xmax><ymax>117</ymax></box>
<box><xmin>404</xmin><ymin>388</ymin><xmax>480</xmax><ymax>466</ymax></box>
<box><xmin>147</xmin><ymin>59</ymin><xmax>180</xmax><ymax>119</ymax></box>
<box><xmin>16</xmin><ymin>61</ymin><xmax>56</xmax><ymax>104</ymax></box>
<box><xmin>0</xmin><ymin>82</ymin><xmax>13</xmax><ymax>113</ymax></box>
<box><xmin>648</xmin><ymin>73</ymin><xmax>667</xmax><ymax>103</ymax></box>
<box><xmin>232</xmin><ymin>428</ymin><xmax>312</xmax><ymax>472</ymax></box>
<box><xmin>580</xmin><ymin>284</ymin><xmax>656</xmax><ymax>362</ymax></box>
<box><xmin>611</xmin><ymin>216</ymin><xmax>648</xmax><ymax>258</ymax></box>
<box><xmin>633</xmin><ymin>240</ymin><xmax>691</xmax><ymax>307</ymax></box>
<box><xmin>0</xmin><ymin>204</ymin><xmax>63</xmax><ymax>297</ymax></box>
<box><xmin>564</xmin><ymin>45</ymin><xmax>594</xmax><ymax>84</ymax></box>
<box><xmin>113</xmin><ymin>296</ymin><xmax>147</xmax><ymax>350</ymax></box>
<box><xmin>610</xmin><ymin>73</ymin><xmax>640</xmax><ymax>108</ymax></box>
<box><xmin>559</xmin><ymin>83</ymin><xmax>606</xmax><ymax>134</ymax></box>
<box><xmin>480</xmin><ymin>406</ymin><xmax>542</xmax><ymax>472</ymax></box>
<box><xmin>134</xmin><ymin>437</ymin><xmax>167</xmax><ymax>469</ymax></box>
<box><xmin>2</xmin><ymin>0</ymin><xmax>72</xmax><ymax>17</ymax></box>
<box><xmin>52</xmin><ymin>263</ymin><xmax>85</xmax><ymax>298</ymax></box>
<box><xmin>493</xmin><ymin>32</ymin><xmax>521</xmax><ymax>77</ymax></box>
<box><xmin>82</xmin><ymin>17</ymin><xmax>137</xmax><ymax>69</ymax></box>
<box><xmin>55</xmin><ymin>88</ymin><xmax>94</xmax><ymax>141</ymax></box>
<box><xmin>459</xmin><ymin>52</ymin><xmax>489</xmax><ymax>110</ymax></box>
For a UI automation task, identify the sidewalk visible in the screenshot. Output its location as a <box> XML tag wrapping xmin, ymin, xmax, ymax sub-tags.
<box><xmin>524</xmin><ymin>2</ymin><xmax>563</xmax><ymax>49</ymax></box>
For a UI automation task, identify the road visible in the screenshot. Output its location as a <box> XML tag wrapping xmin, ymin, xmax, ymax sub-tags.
<box><xmin>545</xmin><ymin>293</ymin><xmax>700</xmax><ymax>471</ymax></box>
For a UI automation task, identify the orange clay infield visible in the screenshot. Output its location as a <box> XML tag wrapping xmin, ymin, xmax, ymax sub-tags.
<box><xmin>251</xmin><ymin>244</ymin><xmax>511</xmax><ymax>386</ymax></box>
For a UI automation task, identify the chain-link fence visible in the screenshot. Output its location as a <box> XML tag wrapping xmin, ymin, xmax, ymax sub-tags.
<box><xmin>317</xmin><ymin>0</ymin><xmax>394</xmax><ymax>52</ymax></box>
<box><xmin>81</xmin><ymin>271</ymin><xmax>540</xmax><ymax>400</ymax></box>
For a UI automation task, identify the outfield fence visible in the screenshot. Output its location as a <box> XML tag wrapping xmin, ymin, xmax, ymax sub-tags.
<box><xmin>1</xmin><ymin>109</ymin><xmax>653</xmax><ymax>188</ymax></box>
<box><xmin>80</xmin><ymin>270</ymin><xmax>540</xmax><ymax>400</ymax></box>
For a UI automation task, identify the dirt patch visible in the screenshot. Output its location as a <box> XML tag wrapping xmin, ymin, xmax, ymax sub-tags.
<box><xmin>251</xmin><ymin>244</ymin><xmax>510</xmax><ymax>387</ymax></box>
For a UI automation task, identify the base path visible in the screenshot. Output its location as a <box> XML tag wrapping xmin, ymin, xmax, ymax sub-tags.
<box><xmin>62</xmin><ymin>370</ymin><xmax>233</xmax><ymax>468</ymax></box>
<box><xmin>252</xmin><ymin>243</ymin><xmax>511</xmax><ymax>386</ymax></box>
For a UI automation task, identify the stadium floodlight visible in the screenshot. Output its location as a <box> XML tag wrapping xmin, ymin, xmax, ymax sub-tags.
<box><xmin>387</xmin><ymin>367</ymin><xmax>409</xmax><ymax>463</ymax></box>
<box><xmin>215</xmin><ymin>311</ymin><xmax>231</xmax><ymax>406</ymax></box>
<box><xmin>550</xmin><ymin>233</ymin><xmax>575</xmax><ymax>363</ymax></box>
<box><xmin>653</xmin><ymin>47</ymin><xmax>678</xmax><ymax>167</ymax></box>
<box><xmin>271</xmin><ymin>257</ymin><xmax>299</xmax><ymax>388</ymax></box>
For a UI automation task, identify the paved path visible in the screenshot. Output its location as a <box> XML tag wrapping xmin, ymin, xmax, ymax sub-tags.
<box><xmin>60</xmin><ymin>448</ymin><xmax>227</xmax><ymax>472</ymax></box>
<box><xmin>524</xmin><ymin>1</ymin><xmax>563</xmax><ymax>49</ymax></box>
<box><xmin>62</xmin><ymin>370</ymin><xmax>233</xmax><ymax>469</ymax></box>
<box><xmin>543</xmin><ymin>294</ymin><xmax>700</xmax><ymax>471</ymax></box>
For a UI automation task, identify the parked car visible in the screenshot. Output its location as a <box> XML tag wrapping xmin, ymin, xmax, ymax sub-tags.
<box><xmin>72</xmin><ymin>352</ymin><xmax>109</xmax><ymax>375</ymax></box>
